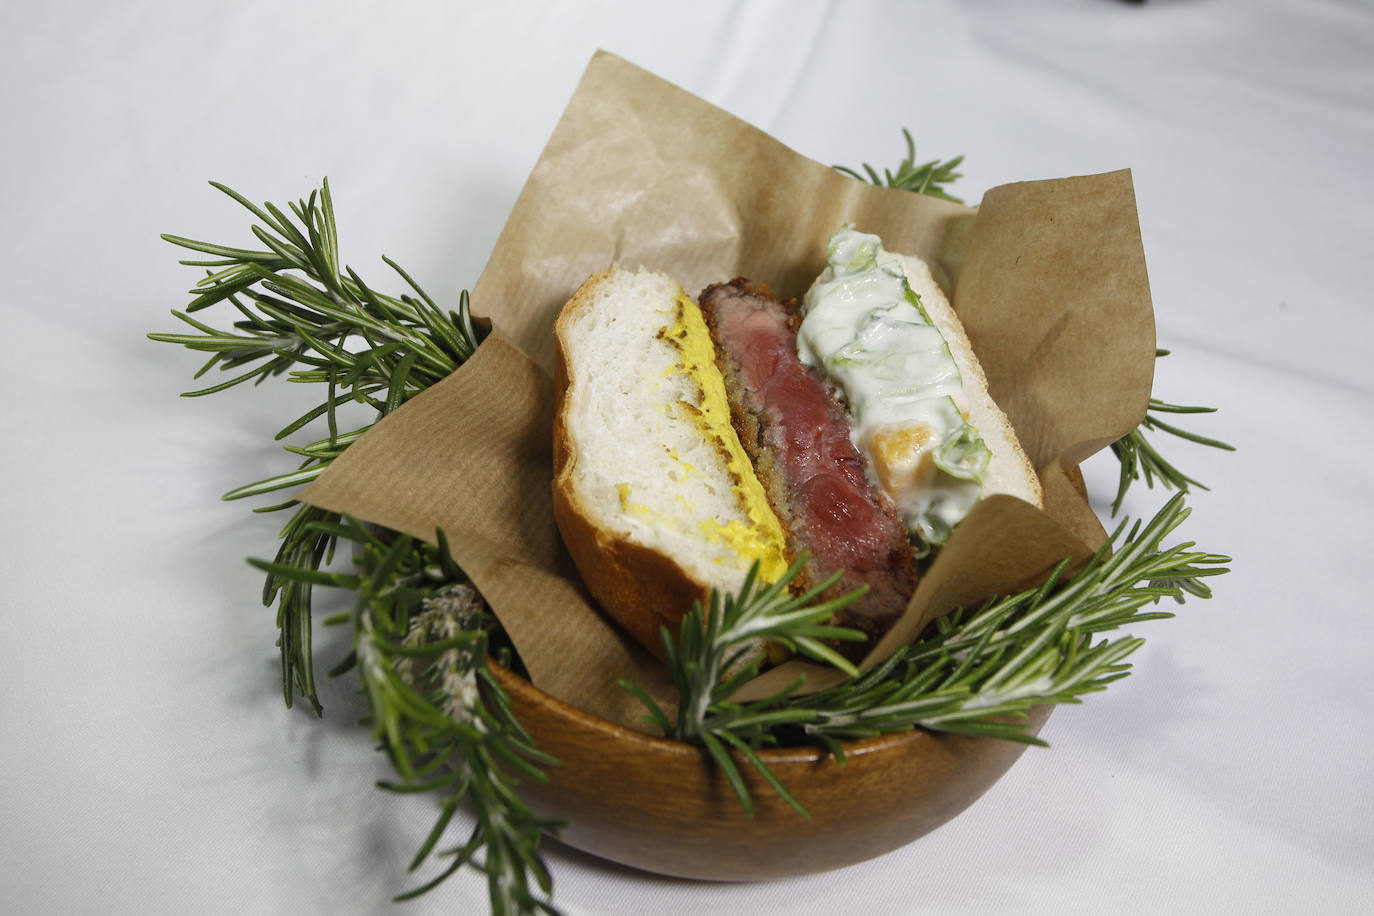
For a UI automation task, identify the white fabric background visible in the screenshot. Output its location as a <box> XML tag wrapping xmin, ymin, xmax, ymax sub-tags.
<box><xmin>3</xmin><ymin>1</ymin><xmax>1372</xmax><ymax>913</ymax></box>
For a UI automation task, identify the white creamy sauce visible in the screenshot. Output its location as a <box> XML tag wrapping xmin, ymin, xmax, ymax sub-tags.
<box><xmin>798</xmin><ymin>226</ymin><xmax>988</xmax><ymax>549</ymax></box>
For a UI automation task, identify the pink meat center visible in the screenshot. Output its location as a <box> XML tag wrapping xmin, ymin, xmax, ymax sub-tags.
<box><xmin>722</xmin><ymin>308</ymin><xmax>896</xmax><ymax>577</ymax></box>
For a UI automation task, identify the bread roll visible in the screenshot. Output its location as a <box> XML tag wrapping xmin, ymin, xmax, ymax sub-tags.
<box><xmin>551</xmin><ymin>268</ymin><xmax>788</xmax><ymax>657</ymax></box>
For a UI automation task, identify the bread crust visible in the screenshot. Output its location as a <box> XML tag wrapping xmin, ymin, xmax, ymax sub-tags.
<box><xmin>888</xmin><ymin>254</ymin><xmax>1042</xmax><ymax>510</ymax></box>
<box><xmin>551</xmin><ymin>272</ymin><xmax>715</xmax><ymax>659</ymax></box>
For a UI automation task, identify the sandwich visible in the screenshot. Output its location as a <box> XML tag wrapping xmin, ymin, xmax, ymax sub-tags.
<box><xmin>551</xmin><ymin>226</ymin><xmax>1042</xmax><ymax>658</ymax></box>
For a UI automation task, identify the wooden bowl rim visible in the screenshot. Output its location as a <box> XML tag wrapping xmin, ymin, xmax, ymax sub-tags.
<box><xmin>490</xmin><ymin>660</ymin><xmax>951</xmax><ymax>765</ymax></box>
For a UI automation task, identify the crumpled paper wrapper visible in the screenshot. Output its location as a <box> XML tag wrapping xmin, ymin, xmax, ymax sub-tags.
<box><xmin>300</xmin><ymin>51</ymin><xmax>1156</xmax><ymax>731</ymax></box>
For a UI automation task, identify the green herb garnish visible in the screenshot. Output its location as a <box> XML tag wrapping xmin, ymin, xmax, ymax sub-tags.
<box><xmin>637</xmin><ymin>492</ymin><xmax>1227</xmax><ymax>817</ymax></box>
<box><xmin>254</xmin><ymin>520</ymin><xmax>563</xmax><ymax>913</ymax></box>
<box><xmin>151</xmin><ymin>179</ymin><xmax>482</xmax><ymax>712</ymax></box>
<box><xmin>1110</xmin><ymin>350</ymin><xmax>1238</xmax><ymax>514</ymax></box>
<box><xmin>619</xmin><ymin>556</ymin><xmax>867</xmax><ymax>817</ymax></box>
<box><xmin>151</xmin><ymin>182</ymin><xmax>558</xmax><ymax>914</ymax></box>
<box><xmin>833</xmin><ymin>128</ymin><xmax>966</xmax><ymax>203</ymax></box>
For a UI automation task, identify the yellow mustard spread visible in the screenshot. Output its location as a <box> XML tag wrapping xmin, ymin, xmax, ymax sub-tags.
<box><xmin>655</xmin><ymin>292</ymin><xmax>789</xmax><ymax>582</ymax></box>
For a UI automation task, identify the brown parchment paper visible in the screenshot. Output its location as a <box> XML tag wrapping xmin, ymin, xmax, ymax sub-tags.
<box><xmin>300</xmin><ymin>50</ymin><xmax>1156</xmax><ymax>731</ymax></box>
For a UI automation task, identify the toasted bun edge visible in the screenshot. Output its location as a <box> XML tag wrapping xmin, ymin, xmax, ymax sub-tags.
<box><xmin>551</xmin><ymin>270</ymin><xmax>717</xmax><ymax>659</ymax></box>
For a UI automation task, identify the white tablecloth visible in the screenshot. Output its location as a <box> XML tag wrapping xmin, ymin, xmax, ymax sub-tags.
<box><xmin>3</xmin><ymin>1</ymin><xmax>1372</xmax><ymax>913</ymax></box>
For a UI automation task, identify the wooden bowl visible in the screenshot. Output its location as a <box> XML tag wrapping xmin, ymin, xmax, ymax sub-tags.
<box><xmin>492</xmin><ymin>664</ymin><xmax>1048</xmax><ymax>881</ymax></box>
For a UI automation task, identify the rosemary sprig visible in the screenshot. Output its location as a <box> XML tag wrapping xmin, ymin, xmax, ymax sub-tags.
<box><xmin>150</xmin><ymin>179</ymin><xmax>483</xmax><ymax>712</ymax></box>
<box><xmin>1110</xmin><ymin>350</ymin><xmax>1237</xmax><ymax>514</ymax></box>
<box><xmin>152</xmin><ymin>183</ymin><xmax>557</xmax><ymax>912</ymax></box>
<box><xmin>833</xmin><ymin>128</ymin><xmax>966</xmax><ymax>203</ymax></box>
<box><xmin>619</xmin><ymin>558</ymin><xmax>868</xmax><ymax>815</ymax></box>
<box><xmin>803</xmin><ymin>492</ymin><xmax>1226</xmax><ymax>741</ymax></box>
<box><xmin>637</xmin><ymin>493</ymin><xmax>1228</xmax><ymax>815</ymax></box>
<box><xmin>250</xmin><ymin>521</ymin><xmax>562</xmax><ymax>914</ymax></box>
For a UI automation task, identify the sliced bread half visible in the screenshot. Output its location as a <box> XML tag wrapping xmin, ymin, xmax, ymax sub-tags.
<box><xmin>551</xmin><ymin>268</ymin><xmax>788</xmax><ymax>656</ymax></box>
